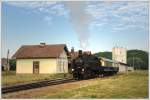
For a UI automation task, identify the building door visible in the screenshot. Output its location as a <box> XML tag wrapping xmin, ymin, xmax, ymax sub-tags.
<box><xmin>33</xmin><ymin>61</ymin><xmax>39</xmax><ymax>74</ymax></box>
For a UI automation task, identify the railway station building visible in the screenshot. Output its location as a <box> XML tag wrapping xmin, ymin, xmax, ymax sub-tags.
<box><xmin>12</xmin><ymin>43</ymin><xmax>69</xmax><ymax>74</ymax></box>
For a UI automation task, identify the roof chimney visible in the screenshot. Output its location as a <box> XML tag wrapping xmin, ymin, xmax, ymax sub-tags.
<box><xmin>71</xmin><ymin>47</ymin><xmax>74</xmax><ymax>53</ymax></box>
<box><xmin>40</xmin><ymin>43</ymin><xmax>46</xmax><ymax>47</ymax></box>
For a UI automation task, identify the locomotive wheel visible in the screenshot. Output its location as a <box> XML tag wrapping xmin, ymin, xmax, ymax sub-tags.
<box><xmin>83</xmin><ymin>74</ymin><xmax>88</xmax><ymax>79</ymax></box>
<box><xmin>73</xmin><ymin>73</ymin><xmax>78</xmax><ymax>79</ymax></box>
<box><xmin>99</xmin><ymin>74</ymin><xmax>104</xmax><ymax>78</ymax></box>
<box><xmin>83</xmin><ymin>70</ymin><xmax>92</xmax><ymax>79</ymax></box>
<box><xmin>89</xmin><ymin>70</ymin><xmax>95</xmax><ymax>78</ymax></box>
<box><xmin>87</xmin><ymin>70</ymin><xmax>92</xmax><ymax>79</ymax></box>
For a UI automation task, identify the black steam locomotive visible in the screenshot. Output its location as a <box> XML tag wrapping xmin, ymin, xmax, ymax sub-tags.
<box><xmin>71</xmin><ymin>50</ymin><xmax>119</xmax><ymax>79</ymax></box>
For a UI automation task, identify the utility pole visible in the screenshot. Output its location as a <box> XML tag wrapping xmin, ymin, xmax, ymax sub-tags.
<box><xmin>6</xmin><ymin>49</ymin><xmax>10</xmax><ymax>71</ymax></box>
<box><xmin>133</xmin><ymin>56</ymin><xmax>135</xmax><ymax>70</ymax></box>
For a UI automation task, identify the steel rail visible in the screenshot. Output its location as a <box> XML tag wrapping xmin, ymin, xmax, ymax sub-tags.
<box><xmin>2</xmin><ymin>77</ymin><xmax>76</xmax><ymax>94</ymax></box>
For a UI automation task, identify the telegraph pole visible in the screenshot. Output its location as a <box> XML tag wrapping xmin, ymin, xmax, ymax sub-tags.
<box><xmin>133</xmin><ymin>56</ymin><xmax>135</xmax><ymax>70</ymax></box>
<box><xmin>7</xmin><ymin>49</ymin><xmax>10</xmax><ymax>71</ymax></box>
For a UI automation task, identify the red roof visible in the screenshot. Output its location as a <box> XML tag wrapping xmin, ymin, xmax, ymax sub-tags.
<box><xmin>12</xmin><ymin>44</ymin><xmax>69</xmax><ymax>59</ymax></box>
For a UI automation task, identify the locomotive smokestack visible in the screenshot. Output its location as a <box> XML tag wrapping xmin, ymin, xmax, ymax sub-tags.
<box><xmin>78</xmin><ymin>50</ymin><xmax>82</xmax><ymax>57</ymax></box>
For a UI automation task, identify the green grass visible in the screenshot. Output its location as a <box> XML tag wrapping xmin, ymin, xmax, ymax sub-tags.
<box><xmin>43</xmin><ymin>70</ymin><xmax>148</xmax><ymax>99</ymax></box>
<box><xmin>2</xmin><ymin>71</ymin><xmax>72</xmax><ymax>86</ymax></box>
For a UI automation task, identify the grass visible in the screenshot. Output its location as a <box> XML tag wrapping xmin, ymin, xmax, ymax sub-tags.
<box><xmin>42</xmin><ymin>70</ymin><xmax>148</xmax><ymax>99</ymax></box>
<box><xmin>2</xmin><ymin>71</ymin><xmax>148</xmax><ymax>99</ymax></box>
<box><xmin>2</xmin><ymin>71</ymin><xmax>72</xmax><ymax>86</ymax></box>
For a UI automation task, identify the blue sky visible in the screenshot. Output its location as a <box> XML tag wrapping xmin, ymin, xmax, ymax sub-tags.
<box><xmin>2</xmin><ymin>1</ymin><xmax>149</xmax><ymax>57</ymax></box>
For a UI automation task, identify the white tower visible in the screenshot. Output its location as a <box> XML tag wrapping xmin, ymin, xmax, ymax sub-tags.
<box><xmin>112</xmin><ymin>47</ymin><xmax>127</xmax><ymax>64</ymax></box>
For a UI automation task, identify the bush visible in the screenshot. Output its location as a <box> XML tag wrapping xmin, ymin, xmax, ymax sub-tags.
<box><xmin>9</xmin><ymin>59</ymin><xmax>16</xmax><ymax>71</ymax></box>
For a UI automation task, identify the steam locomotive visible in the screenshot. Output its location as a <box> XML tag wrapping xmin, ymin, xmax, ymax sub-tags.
<box><xmin>71</xmin><ymin>50</ymin><xmax>119</xmax><ymax>79</ymax></box>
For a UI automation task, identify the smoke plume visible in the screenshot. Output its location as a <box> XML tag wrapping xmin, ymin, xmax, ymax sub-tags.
<box><xmin>65</xmin><ymin>1</ymin><xmax>90</xmax><ymax>50</ymax></box>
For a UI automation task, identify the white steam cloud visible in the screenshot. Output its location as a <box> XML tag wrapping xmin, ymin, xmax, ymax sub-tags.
<box><xmin>65</xmin><ymin>2</ymin><xmax>91</xmax><ymax>50</ymax></box>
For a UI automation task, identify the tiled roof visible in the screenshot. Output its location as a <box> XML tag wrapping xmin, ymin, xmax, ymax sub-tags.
<box><xmin>12</xmin><ymin>44</ymin><xmax>69</xmax><ymax>59</ymax></box>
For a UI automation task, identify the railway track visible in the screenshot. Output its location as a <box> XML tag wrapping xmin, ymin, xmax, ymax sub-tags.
<box><xmin>2</xmin><ymin>77</ymin><xmax>76</xmax><ymax>94</ymax></box>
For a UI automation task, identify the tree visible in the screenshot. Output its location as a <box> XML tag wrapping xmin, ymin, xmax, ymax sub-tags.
<box><xmin>9</xmin><ymin>59</ymin><xmax>16</xmax><ymax>71</ymax></box>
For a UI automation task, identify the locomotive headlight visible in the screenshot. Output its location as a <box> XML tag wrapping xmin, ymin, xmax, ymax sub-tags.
<box><xmin>82</xmin><ymin>68</ymin><xmax>84</xmax><ymax>72</ymax></box>
<box><xmin>72</xmin><ymin>69</ymin><xmax>74</xmax><ymax>71</ymax></box>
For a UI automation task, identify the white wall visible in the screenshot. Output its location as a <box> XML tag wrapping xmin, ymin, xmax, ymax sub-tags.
<box><xmin>17</xmin><ymin>59</ymin><xmax>33</xmax><ymax>73</ymax></box>
<box><xmin>16</xmin><ymin>59</ymin><xmax>57</xmax><ymax>74</ymax></box>
<box><xmin>119</xmin><ymin>64</ymin><xmax>127</xmax><ymax>72</ymax></box>
<box><xmin>112</xmin><ymin>47</ymin><xmax>127</xmax><ymax>63</ymax></box>
<box><xmin>56</xmin><ymin>50</ymin><xmax>68</xmax><ymax>73</ymax></box>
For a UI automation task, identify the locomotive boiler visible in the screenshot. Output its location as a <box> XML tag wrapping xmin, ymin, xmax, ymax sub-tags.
<box><xmin>71</xmin><ymin>50</ymin><xmax>119</xmax><ymax>79</ymax></box>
